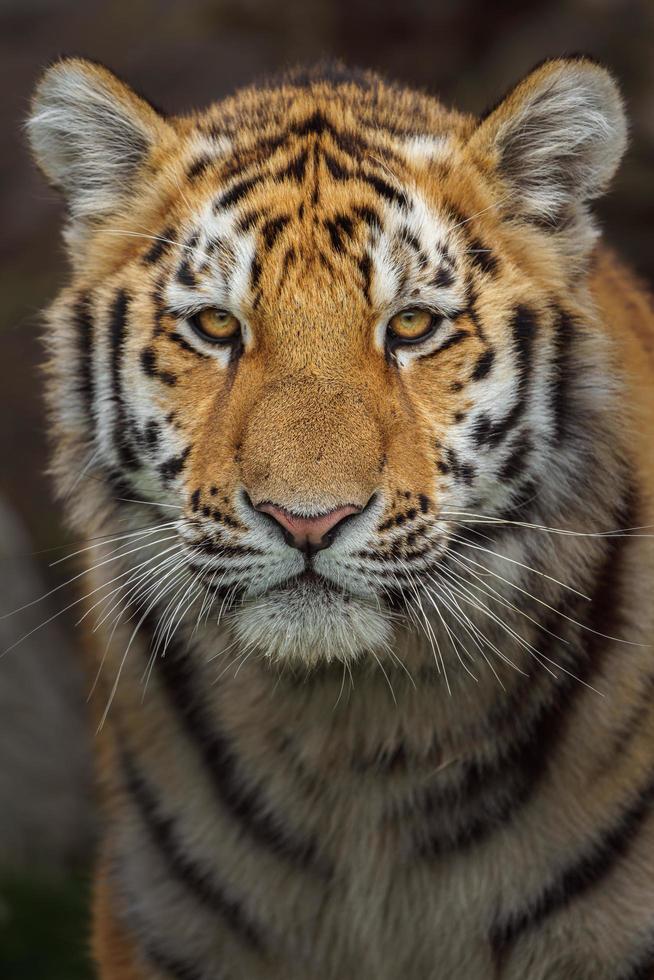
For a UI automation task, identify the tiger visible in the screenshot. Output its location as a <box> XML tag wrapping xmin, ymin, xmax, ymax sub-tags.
<box><xmin>26</xmin><ymin>53</ymin><xmax>654</xmax><ymax>979</ymax></box>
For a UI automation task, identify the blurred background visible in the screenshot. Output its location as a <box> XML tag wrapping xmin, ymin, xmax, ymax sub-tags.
<box><xmin>0</xmin><ymin>0</ymin><xmax>652</xmax><ymax>975</ymax></box>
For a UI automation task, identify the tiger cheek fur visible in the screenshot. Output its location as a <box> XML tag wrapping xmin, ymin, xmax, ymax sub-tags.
<box><xmin>27</xmin><ymin>56</ymin><xmax>654</xmax><ymax>980</ymax></box>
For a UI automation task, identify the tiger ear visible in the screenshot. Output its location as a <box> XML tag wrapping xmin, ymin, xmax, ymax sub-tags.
<box><xmin>469</xmin><ymin>57</ymin><xmax>627</xmax><ymax>235</ymax></box>
<box><xmin>27</xmin><ymin>58</ymin><xmax>172</xmax><ymax>223</ymax></box>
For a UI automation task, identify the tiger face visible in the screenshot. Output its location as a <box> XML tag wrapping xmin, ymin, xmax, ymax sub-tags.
<box><xmin>28</xmin><ymin>57</ymin><xmax>626</xmax><ymax>665</ymax></box>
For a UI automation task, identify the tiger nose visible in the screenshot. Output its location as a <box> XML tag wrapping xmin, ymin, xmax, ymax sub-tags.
<box><xmin>256</xmin><ymin>502</ymin><xmax>362</xmax><ymax>554</ymax></box>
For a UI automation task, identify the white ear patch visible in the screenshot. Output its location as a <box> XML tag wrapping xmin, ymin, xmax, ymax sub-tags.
<box><xmin>27</xmin><ymin>58</ymin><xmax>171</xmax><ymax>222</ymax></box>
<box><xmin>471</xmin><ymin>58</ymin><xmax>627</xmax><ymax>230</ymax></box>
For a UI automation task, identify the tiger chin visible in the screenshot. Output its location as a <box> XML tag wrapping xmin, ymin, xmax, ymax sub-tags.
<box><xmin>232</xmin><ymin>580</ymin><xmax>394</xmax><ymax>666</ymax></box>
<box><xmin>27</xmin><ymin>53</ymin><xmax>654</xmax><ymax>980</ymax></box>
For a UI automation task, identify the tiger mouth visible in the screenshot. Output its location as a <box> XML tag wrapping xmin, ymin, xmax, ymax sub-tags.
<box><xmin>282</xmin><ymin>569</ymin><xmax>340</xmax><ymax>592</ymax></box>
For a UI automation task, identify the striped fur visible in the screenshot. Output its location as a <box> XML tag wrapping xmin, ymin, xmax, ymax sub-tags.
<box><xmin>27</xmin><ymin>57</ymin><xmax>654</xmax><ymax>979</ymax></box>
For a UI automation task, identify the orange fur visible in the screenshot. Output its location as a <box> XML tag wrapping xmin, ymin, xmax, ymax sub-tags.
<box><xmin>27</xmin><ymin>56</ymin><xmax>654</xmax><ymax>980</ymax></box>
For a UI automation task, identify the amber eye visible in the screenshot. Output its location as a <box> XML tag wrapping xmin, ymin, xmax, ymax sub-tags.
<box><xmin>190</xmin><ymin>308</ymin><xmax>241</xmax><ymax>344</ymax></box>
<box><xmin>387</xmin><ymin>308</ymin><xmax>439</xmax><ymax>345</ymax></box>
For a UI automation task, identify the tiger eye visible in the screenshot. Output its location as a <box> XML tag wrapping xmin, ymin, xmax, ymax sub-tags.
<box><xmin>191</xmin><ymin>308</ymin><xmax>241</xmax><ymax>343</ymax></box>
<box><xmin>387</xmin><ymin>308</ymin><xmax>436</xmax><ymax>343</ymax></box>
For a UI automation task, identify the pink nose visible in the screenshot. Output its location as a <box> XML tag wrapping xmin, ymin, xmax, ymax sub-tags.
<box><xmin>256</xmin><ymin>502</ymin><xmax>362</xmax><ymax>553</ymax></box>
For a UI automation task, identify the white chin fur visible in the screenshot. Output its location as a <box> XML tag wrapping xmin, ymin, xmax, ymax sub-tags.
<box><xmin>228</xmin><ymin>582</ymin><xmax>393</xmax><ymax>666</ymax></box>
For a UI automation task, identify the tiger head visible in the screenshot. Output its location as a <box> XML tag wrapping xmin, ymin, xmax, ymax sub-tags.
<box><xmin>28</xmin><ymin>57</ymin><xmax>627</xmax><ymax>666</ymax></box>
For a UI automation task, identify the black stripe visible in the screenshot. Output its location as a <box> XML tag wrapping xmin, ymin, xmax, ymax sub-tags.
<box><xmin>324</xmin><ymin>213</ymin><xmax>355</xmax><ymax>253</ymax></box>
<box><xmin>105</xmin><ymin>467</ymin><xmax>137</xmax><ymax>504</ymax></box>
<box><xmin>140</xmin><ymin>346</ymin><xmax>177</xmax><ymax>386</ymax></box>
<box><xmin>122</xmin><ymin>748</ymin><xmax>266</xmax><ymax>951</ymax></box>
<box><xmin>549</xmin><ymin>307</ymin><xmax>575</xmax><ymax>443</ymax></box>
<box><xmin>143</xmin><ymin>420</ymin><xmax>159</xmax><ymax>450</ymax></box>
<box><xmin>159</xmin><ymin>446</ymin><xmax>189</xmax><ymax>483</ymax></box>
<box><xmin>464</xmin><ymin>291</ymin><xmax>487</xmax><ymax>342</ymax></box>
<box><xmin>217</xmin><ymin>175</ymin><xmax>261</xmax><ymax>209</ymax></box>
<box><xmin>417</xmin><ymin>504</ymin><xmax>632</xmax><ymax>860</ymax></box>
<box><xmin>218</xmin><ymin>137</ymin><xmax>285</xmax><ymax>182</ymax></box>
<box><xmin>281</xmin><ymin>246</ymin><xmax>297</xmax><ymax>275</ymax></box>
<box><xmin>176</xmin><ymin>259</ymin><xmax>197</xmax><ymax>288</ymax></box>
<box><xmin>108</xmin><ymin>289</ymin><xmax>138</xmax><ymax>471</ymax></box>
<box><xmin>145</xmin><ymin>615</ymin><xmax>330</xmax><ymax>875</ymax></box>
<box><xmin>74</xmin><ymin>292</ymin><xmax>95</xmax><ymax>422</ymax></box>
<box><xmin>468</xmin><ymin>238</ymin><xmax>498</xmax><ymax>276</ymax></box>
<box><xmin>471</xmin><ymin>348</ymin><xmax>494</xmax><ymax>382</ymax></box>
<box><xmin>261</xmin><ymin>215</ymin><xmax>290</xmax><ymax>250</ymax></box>
<box><xmin>412</xmin><ymin>653</ymin><xmax>582</xmax><ymax>857</ymax></box>
<box><xmin>292</xmin><ymin>109</ymin><xmax>329</xmax><ymax>137</ymax></box>
<box><xmin>143</xmin><ymin>228</ymin><xmax>176</xmax><ymax>265</ymax></box>
<box><xmin>186</xmin><ymin>154</ymin><xmax>213</xmax><ymax>181</ymax></box>
<box><xmin>433</xmin><ymin>329</ymin><xmax>469</xmax><ymax>356</ymax></box>
<box><xmin>491</xmin><ymin>771</ymin><xmax>654</xmax><ymax>957</ymax></box>
<box><xmin>144</xmin><ymin>942</ymin><xmax>206</xmax><ymax>980</ymax></box>
<box><xmin>250</xmin><ymin>256</ymin><xmax>262</xmax><ymax>291</ymax></box>
<box><xmin>416</xmin><ymin>328</ymin><xmax>468</xmax><ymax>364</ymax></box>
<box><xmin>473</xmin><ymin>306</ymin><xmax>538</xmax><ymax>448</ymax></box>
<box><xmin>499</xmin><ymin>432</ymin><xmax>532</xmax><ymax>482</ymax></box>
<box><xmin>441</xmin><ymin>201</ymin><xmax>468</xmax><ymax>230</ymax></box>
<box><xmin>359</xmin><ymin>172</ymin><xmax>407</xmax><ymax>208</ymax></box>
<box><xmin>490</xmin><ymin>478</ymin><xmax>539</xmax><ymax>534</ymax></box>
<box><xmin>168</xmin><ymin>331</ymin><xmax>210</xmax><ymax>358</ymax></box>
<box><xmin>323</xmin><ymin>151</ymin><xmax>351</xmax><ymax>180</ymax></box>
<box><xmin>442</xmin><ymin>446</ymin><xmax>475</xmax><ymax>485</ymax></box>
<box><xmin>237</xmin><ymin>209</ymin><xmax>259</xmax><ymax>232</ymax></box>
<box><xmin>290</xmin><ymin>110</ymin><xmax>368</xmax><ymax>161</ymax></box>
<box><xmin>353</xmin><ymin>205</ymin><xmax>382</xmax><ymax>232</ymax></box>
<box><xmin>489</xmin><ymin>502</ymin><xmax>639</xmax><ymax>958</ymax></box>
<box><xmin>432</xmin><ymin>266</ymin><xmax>454</xmax><ymax>289</ymax></box>
<box><xmin>274</xmin><ymin>148</ymin><xmax>309</xmax><ymax>183</ymax></box>
<box><xmin>358</xmin><ymin>254</ymin><xmax>372</xmax><ymax>302</ymax></box>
